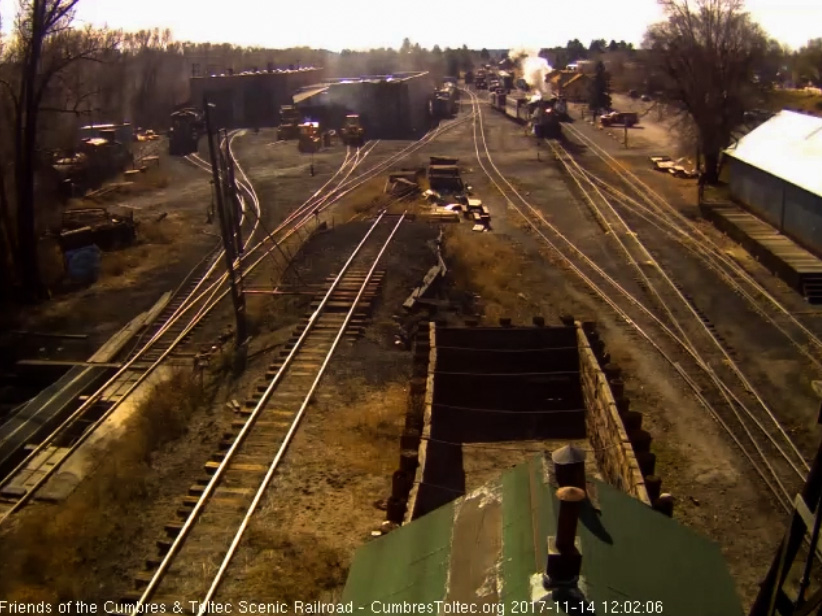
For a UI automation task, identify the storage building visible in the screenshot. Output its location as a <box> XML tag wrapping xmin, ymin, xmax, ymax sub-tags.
<box><xmin>188</xmin><ymin>67</ymin><xmax>324</xmax><ymax>129</ymax></box>
<box><xmin>725</xmin><ymin>110</ymin><xmax>822</xmax><ymax>256</ymax></box>
<box><xmin>342</xmin><ymin>454</ymin><xmax>744</xmax><ymax>616</ymax></box>
<box><xmin>293</xmin><ymin>71</ymin><xmax>433</xmax><ymax>139</ymax></box>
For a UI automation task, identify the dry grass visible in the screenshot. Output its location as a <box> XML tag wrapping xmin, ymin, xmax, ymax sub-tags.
<box><xmin>245</xmin><ymin>293</ymin><xmax>311</xmax><ymax>338</ymax></box>
<box><xmin>98</xmin><ymin>215</ymin><xmax>180</xmax><ymax>279</ymax></box>
<box><xmin>100</xmin><ymin>244</ymin><xmax>153</xmax><ymax>278</ymax></box>
<box><xmin>323</xmin><ymin>380</ymin><xmax>407</xmax><ymax>475</ymax></box>
<box><xmin>444</xmin><ymin>224</ymin><xmax>537</xmax><ymax>323</ymax></box>
<box><xmin>765</xmin><ymin>89</ymin><xmax>822</xmax><ymax>116</ymax></box>
<box><xmin>0</xmin><ymin>369</ymin><xmax>214</xmax><ymax>601</ymax></box>
<box><xmin>231</xmin><ymin>379</ymin><xmax>407</xmax><ymax>601</ymax></box>
<box><xmin>138</xmin><ymin>219</ymin><xmax>174</xmax><ymax>244</ymax></box>
<box><xmin>338</xmin><ymin>176</ymin><xmax>424</xmax><ymax>217</ymax></box>
<box><xmin>240</xmin><ymin>529</ymin><xmax>347</xmax><ymax>602</ymax></box>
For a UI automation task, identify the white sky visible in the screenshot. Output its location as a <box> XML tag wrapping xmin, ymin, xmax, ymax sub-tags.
<box><xmin>1</xmin><ymin>0</ymin><xmax>820</xmax><ymax>52</ymax></box>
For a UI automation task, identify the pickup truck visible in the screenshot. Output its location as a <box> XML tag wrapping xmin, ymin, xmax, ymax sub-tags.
<box><xmin>600</xmin><ymin>111</ymin><xmax>639</xmax><ymax>127</ymax></box>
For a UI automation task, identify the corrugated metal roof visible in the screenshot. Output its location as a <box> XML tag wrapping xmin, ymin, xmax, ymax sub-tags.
<box><xmin>725</xmin><ymin>110</ymin><xmax>822</xmax><ymax>198</ymax></box>
<box><xmin>343</xmin><ymin>455</ymin><xmax>743</xmax><ymax>615</ymax></box>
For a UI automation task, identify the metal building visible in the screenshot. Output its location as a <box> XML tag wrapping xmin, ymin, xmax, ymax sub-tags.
<box><xmin>188</xmin><ymin>67</ymin><xmax>324</xmax><ymax>129</ymax></box>
<box><xmin>342</xmin><ymin>455</ymin><xmax>744</xmax><ymax>616</ymax></box>
<box><xmin>725</xmin><ymin>110</ymin><xmax>822</xmax><ymax>256</ymax></box>
<box><xmin>292</xmin><ymin>71</ymin><xmax>433</xmax><ymax>139</ymax></box>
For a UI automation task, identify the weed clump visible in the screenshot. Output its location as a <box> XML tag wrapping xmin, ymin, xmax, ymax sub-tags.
<box><xmin>242</xmin><ymin>529</ymin><xmax>347</xmax><ymax>602</ymax></box>
<box><xmin>0</xmin><ymin>369</ymin><xmax>214</xmax><ymax>601</ymax></box>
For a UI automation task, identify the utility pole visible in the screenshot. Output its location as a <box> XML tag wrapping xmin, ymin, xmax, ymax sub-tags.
<box><xmin>204</xmin><ymin>97</ymin><xmax>247</xmax><ymax>373</ymax></box>
<box><xmin>222</xmin><ymin>129</ymin><xmax>243</xmax><ymax>258</ymax></box>
<box><xmin>750</xmin><ymin>408</ymin><xmax>822</xmax><ymax>616</ymax></box>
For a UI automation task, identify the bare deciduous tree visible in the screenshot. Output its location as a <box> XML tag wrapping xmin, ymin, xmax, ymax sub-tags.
<box><xmin>644</xmin><ymin>0</ymin><xmax>768</xmax><ymax>183</ymax></box>
<box><xmin>0</xmin><ymin>0</ymin><xmax>118</xmax><ymax>301</ymax></box>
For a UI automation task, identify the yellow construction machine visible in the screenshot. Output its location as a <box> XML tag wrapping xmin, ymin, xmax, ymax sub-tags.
<box><xmin>340</xmin><ymin>114</ymin><xmax>365</xmax><ymax>147</ymax></box>
<box><xmin>298</xmin><ymin>122</ymin><xmax>322</xmax><ymax>153</ymax></box>
<box><xmin>277</xmin><ymin>105</ymin><xmax>300</xmax><ymax>140</ymax></box>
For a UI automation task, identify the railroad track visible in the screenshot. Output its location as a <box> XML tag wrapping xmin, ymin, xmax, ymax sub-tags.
<box><xmin>562</xmin><ymin>122</ymin><xmax>822</xmax><ymax>371</ymax></box>
<box><xmin>0</xmin><ymin>135</ymin><xmax>370</xmax><ymax>521</ymax></box>
<box><xmin>0</xmin><ymin>131</ymin><xmax>261</xmax><ymax>521</ymax></box>
<box><xmin>548</xmin><ymin>138</ymin><xmax>808</xmax><ymax>497</ymax></box>
<box><xmin>465</xmin><ymin>88</ymin><xmax>806</xmax><ymax>511</ymax></box>
<box><xmin>0</xmin><ymin>115</ymin><xmax>473</xmax><ymax>524</ymax></box>
<box><xmin>122</xmin><ymin>211</ymin><xmax>405</xmax><ymax>610</ymax></box>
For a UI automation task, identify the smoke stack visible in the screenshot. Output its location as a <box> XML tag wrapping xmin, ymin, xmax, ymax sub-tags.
<box><xmin>552</xmin><ymin>445</ymin><xmax>586</xmax><ymax>489</ymax></box>
<box><xmin>544</xmin><ymin>486</ymin><xmax>585</xmax><ymax>589</ymax></box>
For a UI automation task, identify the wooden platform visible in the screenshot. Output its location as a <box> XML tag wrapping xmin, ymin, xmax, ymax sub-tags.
<box><xmin>701</xmin><ymin>201</ymin><xmax>822</xmax><ymax>303</ymax></box>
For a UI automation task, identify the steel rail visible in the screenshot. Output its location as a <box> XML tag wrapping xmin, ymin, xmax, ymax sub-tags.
<box><xmin>0</xmin><ymin>131</ymin><xmax>263</xmax><ymax>524</ymax></box>
<box><xmin>552</xmin><ymin>136</ymin><xmax>810</xmax><ymax>474</ymax></box>
<box><xmin>0</xmin><ymin>132</ymin><xmax>248</xmax><ymax>453</ymax></box>
<box><xmin>465</xmin><ymin>88</ymin><xmax>794</xmax><ymax>510</ymax></box>
<box><xmin>179</xmin><ymin>125</ymin><xmax>463</xmax><ymax>331</ymax></box>
<box><xmin>577</xmin><ymin>167</ymin><xmax>822</xmax><ymax>370</ymax></box>
<box><xmin>554</xmin><ymin>144</ymin><xmax>807</xmax><ymax>483</ymax></box>
<box><xmin>564</xmin><ymin>122</ymin><xmax>822</xmax><ymax>356</ymax></box>
<box><xmin>198</xmin><ymin>212</ymin><xmax>407</xmax><ymax>609</ymax></box>
<box><xmin>132</xmin><ymin>211</ymin><xmax>388</xmax><ymax>609</ymax></box>
<box><xmin>0</xmin><ymin>115</ymin><xmax>473</xmax><ymax>524</ymax></box>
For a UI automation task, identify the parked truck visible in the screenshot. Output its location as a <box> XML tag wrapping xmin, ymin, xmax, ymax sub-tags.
<box><xmin>340</xmin><ymin>114</ymin><xmax>365</xmax><ymax>147</ymax></box>
<box><xmin>298</xmin><ymin>122</ymin><xmax>322</xmax><ymax>153</ymax></box>
<box><xmin>600</xmin><ymin>111</ymin><xmax>639</xmax><ymax>127</ymax></box>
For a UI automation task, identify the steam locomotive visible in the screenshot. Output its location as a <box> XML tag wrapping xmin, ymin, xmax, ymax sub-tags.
<box><xmin>488</xmin><ymin>89</ymin><xmax>563</xmax><ymax>139</ymax></box>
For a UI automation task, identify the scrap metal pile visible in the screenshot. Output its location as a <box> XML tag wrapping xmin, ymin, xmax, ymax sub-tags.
<box><xmin>59</xmin><ymin>208</ymin><xmax>137</xmax><ymax>252</ymax></box>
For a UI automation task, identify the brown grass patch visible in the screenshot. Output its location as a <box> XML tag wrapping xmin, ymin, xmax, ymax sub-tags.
<box><xmin>444</xmin><ymin>224</ymin><xmax>533</xmax><ymax>323</ymax></box>
<box><xmin>97</xmin><ymin>214</ymin><xmax>181</xmax><ymax>280</ymax></box>
<box><xmin>765</xmin><ymin>89</ymin><xmax>822</xmax><ymax>116</ymax></box>
<box><xmin>240</xmin><ymin>529</ymin><xmax>347</xmax><ymax>602</ymax></box>
<box><xmin>100</xmin><ymin>244</ymin><xmax>153</xmax><ymax>278</ymax></box>
<box><xmin>0</xmin><ymin>369</ymin><xmax>215</xmax><ymax>601</ymax></box>
<box><xmin>138</xmin><ymin>219</ymin><xmax>174</xmax><ymax>244</ymax></box>
<box><xmin>323</xmin><ymin>380</ymin><xmax>407</xmax><ymax>475</ymax></box>
<box><xmin>339</xmin><ymin>176</ymin><xmax>424</xmax><ymax>217</ymax></box>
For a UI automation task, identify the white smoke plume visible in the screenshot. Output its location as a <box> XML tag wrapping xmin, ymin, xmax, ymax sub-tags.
<box><xmin>508</xmin><ymin>47</ymin><xmax>538</xmax><ymax>61</ymax></box>
<box><xmin>522</xmin><ymin>56</ymin><xmax>553</xmax><ymax>96</ymax></box>
<box><xmin>508</xmin><ymin>47</ymin><xmax>553</xmax><ymax>97</ymax></box>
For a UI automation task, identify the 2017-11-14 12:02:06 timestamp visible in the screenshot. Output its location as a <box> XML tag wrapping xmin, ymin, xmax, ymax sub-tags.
<box><xmin>511</xmin><ymin>600</ymin><xmax>665</xmax><ymax>614</ymax></box>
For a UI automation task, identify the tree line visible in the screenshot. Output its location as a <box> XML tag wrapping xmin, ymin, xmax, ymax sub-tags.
<box><xmin>0</xmin><ymin>3</ymin><xmax>488</xmax><ymax>304</ymax></box>
<box><xmin>0</xmin><ymin>0</ymin><xmax>819</xmax><ymax>305</ymax></box>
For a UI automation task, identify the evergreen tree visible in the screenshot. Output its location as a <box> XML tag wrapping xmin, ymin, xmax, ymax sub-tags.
<box><xmin>588</xmin><ymin>60</ymin><xmax>612</xmax><ymax>115</ymax></box>
<box><xmin>566</xmin><ymin>39</ymin><xmax>587</xmax><ymax>61</ymax></box>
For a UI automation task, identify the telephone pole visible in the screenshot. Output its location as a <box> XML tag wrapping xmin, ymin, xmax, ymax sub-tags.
<box><xmin>204</xmin><ymin>96</ymin><xmax>247</xmax><ymax>372</ymax></box>
<box><xmin>222</xmin><ymin>129</ymin><xmax>244</xmax><ymax>258</ymax></box>
<box><xmin>750</xmin><ymin>408</ymin><xmax>822</xmax><ymax>616</ymax></box>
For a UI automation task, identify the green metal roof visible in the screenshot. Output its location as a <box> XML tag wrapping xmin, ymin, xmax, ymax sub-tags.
<box><xmin>342</xmin><ymin>455</ymin><xmax>744</xmax><ymax>616</ymax></box>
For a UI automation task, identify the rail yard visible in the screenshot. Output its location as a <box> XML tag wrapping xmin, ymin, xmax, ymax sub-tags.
<box><xmin>2</xmin><ymin>58</ymin><xmax>822</xmax><ymax>616</ymax></box>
